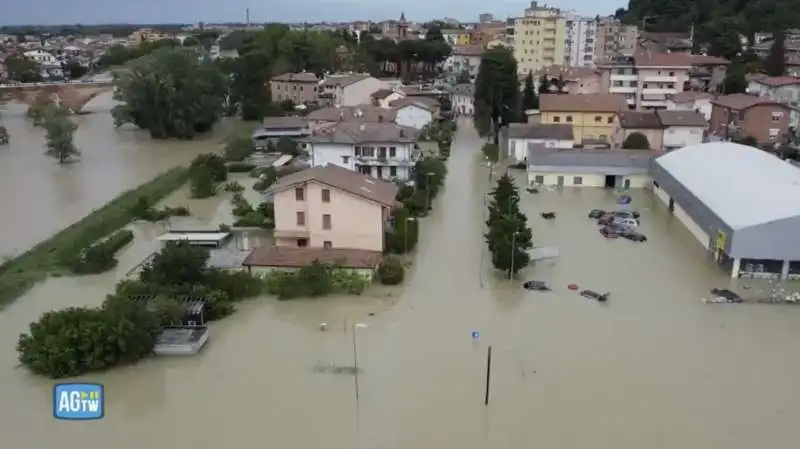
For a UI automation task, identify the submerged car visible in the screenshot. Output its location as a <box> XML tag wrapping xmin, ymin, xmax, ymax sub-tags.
<box><xmin>600</xmin><ymin>224</ymin><xmax>628</xmax><ymax>238</ymax></box>
<box><xmin>588</xmin><ymin>209</ymin><xmax>606</xmax><ymax>219</ymax></box>
<box><xmin>620</xmin><ymin>229</ymin><xmax>647</xmax><ymax>242</ymax></box>
<box><xmin>598</xmin><ymin>210</ymin><xmax>640</xmax><ymax>223</ymax></box>
<box><xmin>703</xmin><ymin>288</ymin><xmax>744</xmax><ymax>303</ymax></box>
<box><xmin>601</xmin><ymin>216</ymin><xmax>639</xmax><ymax>227</ymax></box>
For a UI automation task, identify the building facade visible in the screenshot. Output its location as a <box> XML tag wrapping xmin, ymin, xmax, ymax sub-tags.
<box><xmin>709</xmin><ymin>94</ymin><xmax>791</xmax><ymax>144</ymax></box>
<box><xmin>513</xmin><ymin>2</ymin><xmax>567</xmax><ymax>76</ymax></box>
<box><xmin>270</xmin><ymin>72</ymin><xmax>320</xmax><ymax>105</ymax></box>
<box><xmin>594</xmin><ymin>18</ymin><xmax>639</xmax><ymax>61</ymax></box>
<box><xmin>564</xmin><ymin>14</ymin><xmax>597</xmax><ymax>67</ymax></box>
<box><xmin>539</xmin><ymin>93</ymin><xmax>626</xmax><ymax>144</ymax></box>
<box><xmin>598</xmin><ymin>51</ymin><xmax>692</xmax><ymax>110</ymax></box>
<box><xmin>306</xmin><ymin>121</ymin><xmax>421</xmax><ymax>182</ymax></box>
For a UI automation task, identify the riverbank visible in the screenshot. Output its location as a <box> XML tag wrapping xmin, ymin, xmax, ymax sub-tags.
<box><xmin>0</xmin><ymin>167</ymin><xmax>189</xmax><ymax>307</ymax></box>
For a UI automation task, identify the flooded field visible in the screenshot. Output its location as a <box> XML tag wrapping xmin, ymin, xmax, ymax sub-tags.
<box><xmin>0</xmin><ymin>95</ymin><xmax>229</xmax><ymax>258</ymax></box>
<box><xmin>0</xmin><ymin>117</ymin><xmax>799</xmax><ymax>448</ymax></box>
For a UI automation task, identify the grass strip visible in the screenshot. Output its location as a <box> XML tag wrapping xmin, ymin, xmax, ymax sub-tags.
<box><xmin>0</xmin><ymin>167</ymin><xmax>190</xmax><ymax>308</ymax></box>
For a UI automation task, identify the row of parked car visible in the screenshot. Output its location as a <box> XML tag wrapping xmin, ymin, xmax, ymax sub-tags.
<box><xmin>588</xmin><ymin>209</ymin><xmax>647</xmax><ymax>242</ymax></box>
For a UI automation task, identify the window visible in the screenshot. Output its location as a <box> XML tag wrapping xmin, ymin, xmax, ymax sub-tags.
<box><xmin>390</xmin><ymin>166</ymin><xmax>397</xmax><ymax>177</ymax></box>
<box><xmin>594</xmin><ymin>116</ymin><xmax>602</xmax><ymax>123</ymax></box>
<box><xmin>553</xmin><ymin>116</ymin><xmax>561</xmax><ymax>123</ymax></box>
<box><xmin>566</xmin><ymin>116</ymin><xmax>573</xmax><ymax>122</ymax></box>
<box><xmin>573</xmin><ymin>176</ymin><xmax>583</xmax><ymax>185</ymax></box>
<box><xmin>772</xmin><ymin>111</ymin><xmax>784</xmax><ymax>121</ymax></box>
<box><xmin>389</xmin><ymin>146</ymin><xmax>396</xmax><ymax>157</ymax></box>
<box><xmin>607</xmin><ymin>116</ymin><xmax>614</xmax><ymax>124</ymax></box>
<box><xmin>296</xmin><ymin>211</ymin><xmax>306</xmax><ymax>226</ymax></box>
<box><xmin>342</xmin><ymin>155</ymin><xmax>350</xmax><ymax>164</ymax></box>
<box><xmin>295</xmin><ymin>187</ymin><xmax>304</xmax><ymax>201</ymax></box>
<box><xmin>322</xmin><ymin>214</ymin><xmax>332</xmax><ymax>230</ymax></box>
<box><xmin>668</xmin><ymin>71</ymin><xmax>674</xmax><ymax>76</ymax></box>
<box><xmin>321</xmin><ymin>189</ymin><xmax>331</xmax><ymax>202</ymax></box>
<box><xmin>297</xmin><ymin>238</ymin><xmax>308</xmax><ymax>247</ymax></box>
<box><xmin>354</xmin><ymin>146</ymin><xmax>362</xmax><ymax>156</ymax></box>
<box><xmin>534</xmin><ymin>175</ymin><xmax>545</xmax><ymax>184</ymax></box>
<box><xmin>323</xmin><ymin>241</ymin><xmax>332</xmax><ymax>248</ymax></box>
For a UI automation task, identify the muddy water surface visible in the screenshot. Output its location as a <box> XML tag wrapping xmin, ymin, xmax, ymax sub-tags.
<box><xmin>0</xmin><ymin>117</ymin><xmax>799</xmax><ymax>448</ymax></box>
<box><xmin>0</xmin><ymin>95</ymin><xmax>228</xmax><ymax>258</ymax></box>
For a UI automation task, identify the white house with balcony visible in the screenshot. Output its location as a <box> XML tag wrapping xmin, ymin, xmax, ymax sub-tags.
<box><xmin>305</xmin><ymin>121</ymin><xmax>421</xmax><ymax>182</ymax></box>
<box><xmin>564</xmin><ymin>14</ymin><xmax>598</xmax><ymax>68</ymax></box>
<box><xmin>445</xmin><ymin>83</ymin><xmax>475</xmax><ymax>116</ymax></box>
<box><xmin>390</xmin><ymin>99</ymin><xmax>435</xmax><ymax>129</ymax></box>
<box><xmin>601</xmin><ymin>52</ymin><xmax>692</xmax><ymax>110</ymax></box>
<box><xmin>746</xmin><ymin>76</ymin><xmax>800</xmax><ymax>133</ymax></box>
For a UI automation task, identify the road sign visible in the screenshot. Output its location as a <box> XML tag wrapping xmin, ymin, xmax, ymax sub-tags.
<box><xmin>471</xmin><ymin>331</ymin><xmax>480</xmax><ymax>340</ymax></box>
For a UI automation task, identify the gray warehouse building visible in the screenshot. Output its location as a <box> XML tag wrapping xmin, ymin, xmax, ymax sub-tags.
<box><xmin>651</xmin><ymin>142</ymin><xmax>800</xmax><ymax>280</ymax></box>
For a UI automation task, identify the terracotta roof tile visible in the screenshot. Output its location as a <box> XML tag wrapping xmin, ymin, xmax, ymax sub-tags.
<box><xmin>633</xmin><ymin>50</ymin><xmax>693</xmax><ymax>68</ymax></box>
<box><xmin>261</xmin><ymin>116</ymin><xmax>308</xmax><ymax>129</ymax></box>
<box><xmin>711</xmin><ymin>93</ymin><xmax>789</xmax><ymax>111</ymax></box>
<box><xmin>266</xmin><ymin>164</ymin><xmax>399</xmax><ymax>207</ymax></box>
<box><xmin>452</xmin><ymin>45</ymin><xmax>484</xmax><ymax>56</ymax></box>
<box><xmin>656</xmin><ymin>110</ymin><xmax>707</xmax><ymax>127</ymax></box>
<box><xmin>273</xmin><ymin>72</ymin><xmax>319</xmax><ymax>83</ymax></box>
<box><xmin>618</xmin><ymin>111</ymin><xmax>664</xmax><ymax>129</ymax></box>
<box><xmin>755</xmin><ymin>76</ymin><xmax>800</xmax><ymax>87</ymax></box>
<box><xmin>306</xmin><ymin>121</ymin><xmax>419</xmax><ymax>144</ymax></box>
<box><xmin>539</xmin><ymin>94</ymin><xmax>627</xmax><ymax>113</ymax></box>
<box><xmin>307</xmin><ymin>106</ymin><xmax>397</xmax><ymax>123</ymax></box>
<box><xmin>506</xmin><ymin>123</ymin><xmax>574</xmax><ymax>140</ymax></box>
<box><xmin>242</xmin><ymin>246</ymin><xmax>382</xmax><ymax>269</ymax></box>
<box><xmin>669</xmin><ymin>91</ymin><xmax>715</xmax><ymax>103</ymax></box>
<box><xmin>691</xmin><ymin>55</ymin><xmax>730</xmax><ymax>66</ymax></box>
<box><xmin>533</xmin><ymin>65</ymin><xmax>599</xmax><ymax>81</ymax></box>
<box><xmin>370</xmin><ymin>88</ymin><xmax>394</xmax><ymax>99</ymax></box>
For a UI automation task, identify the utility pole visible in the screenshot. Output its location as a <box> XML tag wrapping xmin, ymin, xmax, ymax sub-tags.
<box><xmin>484</xmin><ymin>346</ymin><xmax>493</xmax><ymax>406</ymax></box>
<box><xmin>509</xmin><ymin>231</ymin><xmax>518</xmax><ymax>281</ymax></box>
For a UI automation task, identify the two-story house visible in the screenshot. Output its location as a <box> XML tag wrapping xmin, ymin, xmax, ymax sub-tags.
<box><xmin>444</xmin><ymin>45</ymin><xmax>484</xmax><ymax>81</ymax></box>
<box><xmin>265</xmin><ymin>164</ymin><xmax>398</xmax><ymax>252</ymax></box>
<box><xmin>501</xmin><ymin>123</ymin><xmax>574</xmax><ymax>162</ymax></box>
<box><xmin>370</xmin><ymin>88</ymin><xmax>403</xmax><ymax>108</ymax></box>
<box><xmin>445</xmin><ymin>83</ymin><xmax>475</xmax><ymax>116</ymax></box>
<box><xmin>709</xmin><ymin>94</ymin><xmax>791</xmax><ymax>144</ymax></box>
<box><xmin>390</xmin><ymin>97</ymin><xmax>440</xmax><ymax>129</ymax></box>
<box><xmin>613</xmin><ymin>111</ymin><xmax>665</xmax><ymax>149</ymax></box>
<box><xmin>320</xmin><ymin>74</ymin><xmax>389</xmax><ymax>107</ymax></box>
<box><xmin>270</xmin><ymin>72</ymin><xmax>321</xmax><ymax>105</ymax></box>
<box><xmin>306</xmin><ymin>121</ymin><xmax>421</xmax><ymax>182</ymax></box>
<box><xmin>666</xmin><ymin>91</ymin><xmax>715</xmax><ymax>121</ymax></box>
<box><xmin>539</xmin><ymin>93</ymin><xmax>627</xmax><ymax>144</ymax></box>
<box><xmin>746</xmin><ymin>76</ymin><xmax>800</xmax><ymax>135</ymax></box>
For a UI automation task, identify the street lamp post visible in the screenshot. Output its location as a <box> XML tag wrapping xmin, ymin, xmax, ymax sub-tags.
<box><xmin>352</xmin><ymin>322</ymin><xmax>368</xmax><ymax>403</ymax></box>
<box><xmin>424</xmin><ymin>172</ymin><xmax>435</xmax><ymax>212</ymax></box>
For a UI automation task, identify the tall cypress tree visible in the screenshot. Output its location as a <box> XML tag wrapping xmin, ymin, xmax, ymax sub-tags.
<box><xmin>521</xmin><ymin>71</ymin><xmax>539</xmax><ymax>113</ymax></box>
<box><xmin>474</xmin><ymin>47</ymin><xmax>520</xmax><ymax>141</ymax></box>
<box><xmin>765</xmin><ymin>30</ymin><xmax>786</xmax><ymax>77</ymax></box>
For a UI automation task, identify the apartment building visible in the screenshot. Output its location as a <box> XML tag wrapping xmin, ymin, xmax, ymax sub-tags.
<box><xmin>594</xmin><ymin>18</ymin><xmax>639</xmax><ymax>61</ymax></box>
<box><xmin>513</xmin><ymin>2</ymin><xmax>567</xmax><ymax>76</ymax></box>
<box><xmin>598</xmin><ymin>51</ymin><xmax>692</xmax><ymax>110</ymax></box>
<box><xmin>564</xmin><ymin>14</ymin><xmax>598</xmax><ymax>68</ymax></box>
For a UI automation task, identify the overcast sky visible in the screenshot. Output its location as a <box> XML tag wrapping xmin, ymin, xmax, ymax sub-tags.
<box><xmin>3</xmin><ymin>1</ymin><xmax>619</xmax><ymax>25</ymax></box>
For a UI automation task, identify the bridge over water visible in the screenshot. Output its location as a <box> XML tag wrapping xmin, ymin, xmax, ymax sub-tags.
<box><xmin>0</xmin><ymin>77</ymin><xmax>116</xmax><ymax>113</ymax></box>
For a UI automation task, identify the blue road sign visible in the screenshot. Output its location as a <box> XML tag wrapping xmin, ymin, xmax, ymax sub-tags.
<box><xmin>471</xmin><ymin>331</ymin><xmax>480</xmax><ymax>340</ymax></box>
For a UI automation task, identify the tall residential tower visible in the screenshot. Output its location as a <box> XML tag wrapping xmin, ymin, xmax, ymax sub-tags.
<box><xmin>513</xmin><ymin>2</ymin><xmax>567</xmax><ymax>75</ymax></box>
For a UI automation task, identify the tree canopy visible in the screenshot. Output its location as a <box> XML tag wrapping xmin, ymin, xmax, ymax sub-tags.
<box><xmin>474</xmin><ymin>47</ymin><xmax>520</xmax><ymax>139</ymax></box>
<box><xmin>112</xmin><ymin>47</ymin><xmax>227</xmax><ymax>139</ymax></box>
<box><xmin>5</xmin><ymin>53</ymin><xmax>42</xmax><ymax>83</ymax></box>
<box><xmin>485</xmin><ymin>175</ymin><xmax>532</xmax><ymax>276</ymax></box>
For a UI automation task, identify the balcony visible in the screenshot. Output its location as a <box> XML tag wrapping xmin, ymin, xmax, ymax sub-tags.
<box><xmin>609</xmin><ymin>85</ymin><xmax>637</xmax><ymax>94</ymax></box>
<box><xmin>609</xmin><ymin>74</ymin><xmax>638</xmax><ymax>82</ymax></box>
<box><xmin>641</xmin><ymin>87</ymin><xmax>677</xmax><ymax>96</ymax></box>
<box><xmin>643</xmin><ymin>75</ymin><xmax>678</xmax><ymax>83</ymax></box>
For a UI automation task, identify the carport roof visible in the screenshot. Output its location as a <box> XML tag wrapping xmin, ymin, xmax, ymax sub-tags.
<box><xmin>654</xmin><ymin>142</ymin><xmax>800</xmax><ymax>229</ymax></box>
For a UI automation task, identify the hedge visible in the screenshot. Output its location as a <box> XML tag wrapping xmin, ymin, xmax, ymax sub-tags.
<box><xmin>0</xmin><ymin>167</ymin><xmax>189</xmax><ymax>307</ymax></box>
<box><xmin>69</xmin><ymin>230</ymin><xmax>135</xmax><ymax>275</ymax></box>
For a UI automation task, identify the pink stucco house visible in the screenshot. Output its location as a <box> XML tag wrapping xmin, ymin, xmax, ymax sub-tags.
<box><xmin>266</xmin><ymin>164</ymin><xmax>399</xmax><ymax>252</ymax></box>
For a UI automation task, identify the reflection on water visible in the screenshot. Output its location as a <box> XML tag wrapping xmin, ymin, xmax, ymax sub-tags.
<box><xmin>0</xmin><ymin>118</ymin><xmax>798</xmax><ymax>448</ymax></box>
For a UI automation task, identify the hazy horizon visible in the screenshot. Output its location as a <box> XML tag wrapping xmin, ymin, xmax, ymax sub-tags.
<box><xmin>3</xmin><ymin>1</ymin><xmax>621</xmax><ymax>26</ymax></box>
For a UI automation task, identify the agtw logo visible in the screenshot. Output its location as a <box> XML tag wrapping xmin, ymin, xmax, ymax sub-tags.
<box><xmin>53</xmin><ymin>383</ymin><xmax>104</xmax><ymax>420</ymax></box>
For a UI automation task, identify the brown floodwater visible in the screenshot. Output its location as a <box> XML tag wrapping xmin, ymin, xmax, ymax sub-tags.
<box><xmin>1</xmin><ymin>117</ymin><xmax>799</xmax><ymax>448</ymax></box>
<box><xmin>0</xmin><ymin>94</ymin><xmax>229</xmax><ymax>258</ymax></box>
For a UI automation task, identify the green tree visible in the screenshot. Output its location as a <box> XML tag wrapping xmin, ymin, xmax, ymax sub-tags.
<box><xmin>722</xmin><ymin>59</ymin><xmax>748</xmax><ymax>94</ymax></box>
<box><xmin>223</xmin><ymin>128</ymin><xmax>254</xmax><ymax>162</ymax></box>
<box><xmin>537</xmin><ymin>75</ymin><xmax>551</xmax><ymax>95</ymax></box>
<box><xmin>276</xmin><ymin>136</ymin><xmax>299</xmax><ymax>156</ymax></box>
<box><xmin>386</xmin><ymin>206</ymin><xmax>419</xmax><ymax>253</ymax></box>
<box><xmin>521</xmin><ymin>71</ymin><xmax>539</xmax><ymax>112</ymax></box>
<box><xmin>42</xmin><ymin>105</ymin><xmax>80</xmax><ymax>164</ymax></box>
<box><xmin>474</xmin><ymin>47</ymin><xmax>519</xmax><ymax>142</ymax></box>
<box><xmin>62</xmin><ymin>59</ymin><xmax>88</xmax><ymax>79</ymax></box>
<box><xmin>482</xmin><ymin>142</ymin><xmax>500</xmax><ymax>162</ymax></box>
<box><xmin>484</xmin><ymin>175</ymin><xmax>532</xmax><ymax>276</ymax></box>
<box><xmin>5</xmin><ymin>54</ymin><xmax>42</xmax><ymax>83</ymax></box>
<box><xmin>139</xmin><ymin>242</ymin><xmax>210</xmax><ymax>286</ymax></box>
<box><xmin>765</xmin><ymin>31</ymin><xmax>786</xmax><ymax>76</ymax></box>
<box><xmin>112</xmin><ymin>47</ymin><xmax>227</xmax><ymax>139</ymax></box>
<box><xmin>413</xmin><ymin>156</ymin><xmax>448</xmax><ymax>201</ymax></box>
<box><xmin>622</xmin><ymin>132</ymin><xmax>651</xmax><ymax>149</ymax></box>
<box><xmin>378</xmin><ymin>257</ymin><xmax>405</xmax><ymax>285</ymax></box>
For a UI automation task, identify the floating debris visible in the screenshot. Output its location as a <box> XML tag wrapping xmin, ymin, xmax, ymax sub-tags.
<box><xmin>313</xmin><ymin>362</ymin><xmax>362</xmax><ymax>375</ymax></box>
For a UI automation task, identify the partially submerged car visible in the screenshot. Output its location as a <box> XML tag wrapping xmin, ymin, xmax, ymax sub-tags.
<box><xmin>620</xmin><ymin>229</ymin><xmax>647</xmax><ymax>242</ymax></box>
<box><xmin>600</xmin><ymin>216</ymin><xmax>639</xmax><ymax>227</ymax></box>
<box><xmin>581</xmin><ymin>290</ymin><xmax>609</xmax><ymax>302</ymax></box>
<box><xmin>600</xmin><ymin>223</ymin><xmax>628</xmax><ymax>238</ymax></box>
<box><xmin>523</xmin><ymin>280</ymin><xmax>551</xmax><ymax>291</ymax></box>
<box><xmin>703</xmin><ymin>288</ymin><xmax>744</xmax><ymax>303</ymax></box>
<box><xmin>588</xmin><ymin>209</ymin><xmax>605</xmax><ymax>219</ymax></box>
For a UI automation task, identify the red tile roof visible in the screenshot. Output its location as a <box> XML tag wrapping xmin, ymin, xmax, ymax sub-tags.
<box><xmin>633</xmin><ymin>50</ymin><xmax>693</xmax><ymax>68</ymax></box>
<box><xmin>540</xmin><ymin>94</ymin><xmax>627</xmax><ymax>112</ymax></box>
<box><xmin>755</xmin><ymin>76</ymin><xmax>800</xmax><ymax>87</ymax></box>
<box><xmin>266</xmin><ymin>164</ymin><xmax>399</xmax><ymax>207</ymax></box>
<box><xmin>711</xmin><ymin>93</ymin><xmax>789</xmax><ymax>111</ymax></box>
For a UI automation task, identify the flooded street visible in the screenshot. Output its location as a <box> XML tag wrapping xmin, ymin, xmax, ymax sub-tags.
<box><xmin>1</xmin><ymin>116</ymin><xmax>800</xmax><ymax>448</ymax></box>
<box><xmin>0</xmin><ymin>95</ymin><xmax>226</xmax><ymax>258</ymax></box>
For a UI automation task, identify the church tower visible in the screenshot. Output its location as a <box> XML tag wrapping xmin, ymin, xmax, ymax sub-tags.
<box><xmin>398</xmin><ymin>12</ymin><xmax>408</xmax><ymax>38</ymax></box>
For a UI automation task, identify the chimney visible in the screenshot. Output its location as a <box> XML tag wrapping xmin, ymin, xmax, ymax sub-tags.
<box><xmin>399</xmin><ymin>129</ymin><xmax>405</xmax><ymax>138</ymax></box>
